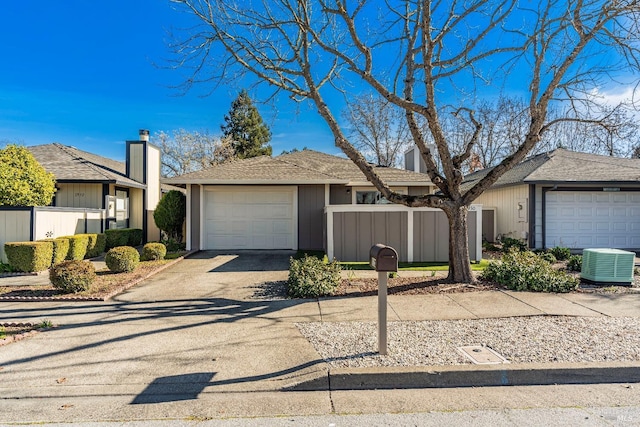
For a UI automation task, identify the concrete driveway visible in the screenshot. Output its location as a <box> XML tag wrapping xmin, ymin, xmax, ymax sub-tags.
<box><xmin>0</xmin><ymin>251</ymin><xmax>331</xmax><ymax>423</ymax></box>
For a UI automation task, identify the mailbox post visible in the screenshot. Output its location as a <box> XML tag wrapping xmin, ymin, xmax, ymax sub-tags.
<box><xmin>369</xmin><ymin>244</ymin><xmax>398</xmax><ymax>355</ymax></box>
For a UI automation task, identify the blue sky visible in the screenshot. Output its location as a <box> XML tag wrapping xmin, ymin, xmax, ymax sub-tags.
<box><xmin>0</xmin><ymin>1</ymin><xmax>337</xmax><ymax>161</ymax></box>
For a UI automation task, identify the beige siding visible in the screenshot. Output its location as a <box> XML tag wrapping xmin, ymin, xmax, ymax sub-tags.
<box><xmin>34</xmin><ymin>208</ymin><xmax>90</xmax><ymax>238</ymax></box>
<box><xmin>146</xmin><ymin>145</ymin><xmax>161</xmax><ymax>210</ymax></box>
<box><xmin>333</xmin><ymin>211</ymin><xmax>408</xmax><ymax>262</ymax></box>
<box><xmin>129</xmin><ymin>188</ymin><xmax>144</xmax><ymax>230</ymax></box>
<box><xmin>55</xmin><ymin>183</ymin><xmax>103</xmax><ymax>209</ymax></box>
<box><xmin>146</xmin><ymin>210</ymin><xmax>161</xmax><ymax>242</ymax></box>
<box><xmin>298</xmin><ymin>185</ymin><xmax>325</xmax><ymax>250</ymax></box>
<box><xmin>474</xmin><ymin>185</ymin><xmax>529</xmax><ymax>241</ymax></box>
<box><xmin>128</xmin><ymin>143</ymin><xmax>144</xmax><ymax>183</ymax></box>
<box><xmin>0</xmin><ymin>209</ymin><xmax>32</xmax><ymax>263</ymax></box>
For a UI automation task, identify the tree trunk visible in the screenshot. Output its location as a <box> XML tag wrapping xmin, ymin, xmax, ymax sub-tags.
<box><xmin>445</xmin><ymin>205</ymin><xmax>476</xmax><ymax>284</ymax></box>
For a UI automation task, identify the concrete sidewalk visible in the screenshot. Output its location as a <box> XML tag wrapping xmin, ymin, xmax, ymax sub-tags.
<box><xmin>1</xmin><ymin>253</ymin><xmax>640</xmax><ymax>424</ymax></box>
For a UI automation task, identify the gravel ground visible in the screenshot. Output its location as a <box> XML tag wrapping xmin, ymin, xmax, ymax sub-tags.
<box><xmin>297</xmin><ymin>316</ymin><xmax>640</xmax><ymax>367</ymax></box>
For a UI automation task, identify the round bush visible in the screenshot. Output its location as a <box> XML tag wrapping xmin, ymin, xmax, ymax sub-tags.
<box><xmin>537</xmin><ymin>251</ymin><xmax>557</xmax><ymax>264</ymax></box>
<box><xmin>141</xmin><ymin>242</ymin><xmax>167</xmax><ymax>261</ymax></box>
<box><xmin>549</xmin><ymin>246</ymin><xmax>571</xmax><ymax>261</ymax></box>
<box><xmin>50</xmin><ymin>260</ymin><xmax>96</xmax><ymax>293</ymax></box>
<box><xmin>567</xmin><ymin>255</ymin><xmax>583</xmax><ymax>272</ymax></box>
<box><xmin>287</xmin><ymin>254</ymin><xmax>341</xmax><ymax>298</ymax></box>
<box><xmin>105</xmin><ymin>246</ymin><xmax>140</xmax><ymax>273</ymax></box>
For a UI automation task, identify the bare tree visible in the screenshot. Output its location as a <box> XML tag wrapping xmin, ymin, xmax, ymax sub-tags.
<box><xmin>342</xmin><ymin>93</ymin><xmax>412</xmax><ymax>167</ymax></box>
<box><xmin>156</xmin><ymin>129</ymin><xmax>235</xmax><ymax>178</ymax></box>
<box><xmin>169</xmin><ymin>0</ymin><xmax>640</xmax><ymax>283</ymax></box>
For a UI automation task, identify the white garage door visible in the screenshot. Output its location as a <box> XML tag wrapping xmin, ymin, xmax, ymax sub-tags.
<box><xmin>546</xmin><ymin>191</ymin><xmax>640</xmax><ymax>248</ymax></box>
<box><xmin>203</xmin><ymin>186</ymin><xmax>297</xmax><ymax>250</ymax></box>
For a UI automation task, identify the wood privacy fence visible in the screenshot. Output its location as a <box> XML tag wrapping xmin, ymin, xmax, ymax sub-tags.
<box><xmin>0</xmin><ymin>207</ymin><xmax>105</xmax><ymax>262</ymax></box>
<box><xmin>325</xmin><ymin>204</ymin><xmax>482</xmax><ymax>263</ymax></box>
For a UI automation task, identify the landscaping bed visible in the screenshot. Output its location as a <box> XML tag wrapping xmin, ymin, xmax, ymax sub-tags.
<box><xmin>0</xmin><ymin>253</ymin><xmax>189</xmax><ymax>301</ymax></box>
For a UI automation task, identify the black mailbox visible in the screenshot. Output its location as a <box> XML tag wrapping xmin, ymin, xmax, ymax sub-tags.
<box><xmin>369</xmin><ymin>244</ymin><xmax>398</xmax><ymax>272</ymax></box>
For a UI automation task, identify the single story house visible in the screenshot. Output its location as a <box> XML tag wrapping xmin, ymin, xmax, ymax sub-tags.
<box><xmin>24</xmin><ymin>130</ymin><xmax>161</xmax><ymax>241</ymax></box>
<box><xmin>164</xmin><ymin>149</ymin><xmax>484</xmax><ymax>262</ymax></box>
<box><xmin>463</xmin><ymin>148</ymin><xmax>640</xmax><ymax>250</ymax></box>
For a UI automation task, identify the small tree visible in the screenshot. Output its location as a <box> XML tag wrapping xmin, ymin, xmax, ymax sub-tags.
<box><xmin>153</xmin><ymin>190</ymin><xmax>186</xmax><ymax>243</ymax></box>
<box><xmin>221</xmin><ymin>90</ymin><xmax>272</xmax><ymax>159</ymax></box>
<box><xmin>0</xmin><ymin>145</ymin><xmax>55</xmax><ymax>206</ymax></box>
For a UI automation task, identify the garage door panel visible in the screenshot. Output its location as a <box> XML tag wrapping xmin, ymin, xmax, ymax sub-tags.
<box><xmin>546</xmin><ymin>191</ymin><xmax>640</xmax><ymax>249</ymax></box>
<box><xmin>204</xmin><ymin>187</ymin><xmax>296</xmax><ymax>250</ymax></box>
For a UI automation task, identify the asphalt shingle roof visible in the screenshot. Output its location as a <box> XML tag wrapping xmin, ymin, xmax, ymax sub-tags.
<box><xmin>462</xmin><ymin>148</ymin><xmax>640</xmax><ymax>191</ymax></box>
<box><xmin>27</xmin><ymin>143</ymin><xmax>145</xmax><ymax>188</ymax></box>
<box><xmin>164</xmin><ymin>149</ymin><xmax>432</xmax><ymax>185</ymax></box>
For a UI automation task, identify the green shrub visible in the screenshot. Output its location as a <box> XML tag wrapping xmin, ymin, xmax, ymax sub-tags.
<box><xmin>127</xmin><ymin>228</ymin><xmax>143</xmax><ymax>246</ymax></box>
<box><xmin>141</xmin><ymin>242</ymin><xmax>167</xmax><ymax>261</ymax></box>
<box><xmin>62</xmin><ymin>235</ymin><xmax>89</xmax><ymax>260</ymax></box>
<box><xmin>500</xmin><ymin>237</ymin><xmax>527</xmax><ymax>252</ymax></box>
<box><xmin>161</xmin><ymin>238</ymin><xmax>185</xmax><ymax>253</ymax></box>
<box><xmin>105</xmin><ymin>229</ymin><xmax>143</xmax><ymax>249</ymax></box>
<box><xmin>105</xmin><ymin>229</ymin><xmax>129</xmax><ymax>249</ymax></box>
<box><xmin>105</xmin><ymin>246</ymin><xmax>140</xmax><ymax>273</ymax></box>
<box><xmin>537</xmin><ymin>251</ymin><xmax>557</xmax><ymax>264</ymax></box>
<box><xmin>41</xmin><ymin>238</ymin><xmax>70</xmax><ymax>266</ymax></box>
<box><xmin>482</xmin><ymin>249</ymin><xmax>578</xmax><ymax>293</ymax></box>
<box><xmin>4</xmin><ymin>241</ymin><xmax>53</xmax><ymax>272</ymax></box>
<box><xmin>287</xmin><ymin>254</ymin><xmax>341</xmax><ymax>298</ymax></box>
<box><xmin>49</xmin><ymin>260</ymin><xmax>95</xmax><ymax>293</ymax></box>
<box><xmin>549</xmin><ymin>246</ymin><xmax>571</xmax><ymax>261</ymax></box>
<box><xmin>78</xmin><ymin>233</ymin><xmax>104</xmax><ymax>258</ymax></box>
<box><xmin>94</xmin><ymin>233</ymin><xmax>106</xmax><ymax>256</ymax></box>
<box><xmin>567</xmin><ymin>255</ymin><xmax>583</xmax><ymax>272</ymax></box>
<box><xmin>154</xmin><ymin>190</ymin><xmax>186</xmax><ymax>243</ymax></box>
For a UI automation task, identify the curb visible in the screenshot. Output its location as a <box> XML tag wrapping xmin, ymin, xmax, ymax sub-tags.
<box><xmin>288</xmin><ymin>361</ymin><xmax>640</xmax><ymax>391</ymax></box>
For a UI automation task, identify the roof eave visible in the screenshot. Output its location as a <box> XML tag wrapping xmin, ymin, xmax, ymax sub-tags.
<box><xmin>161</xmin><ymin>179</ymin><xmax>348</xmax><ymax>185</ymax></box>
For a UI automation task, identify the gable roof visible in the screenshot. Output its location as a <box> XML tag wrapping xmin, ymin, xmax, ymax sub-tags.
<box><xmin>27</xmin><ymin>143</ymin><xmax>145</xmax><ymax>188</ymax></box>
<box><xmin>164</xmin><ymin>149</ymin><xmax>432</xmax><ymax>186</ymax></box>
<box><xmin>463</xmin><ymin>148</ymin><xmax>640</xmax><ymax>190</ymax></box>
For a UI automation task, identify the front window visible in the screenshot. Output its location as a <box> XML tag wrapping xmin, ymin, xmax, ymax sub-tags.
<box><xmin>356</xmin><ymin>191</ymin><xmax>382</xmax><ymax>204</ymax></box>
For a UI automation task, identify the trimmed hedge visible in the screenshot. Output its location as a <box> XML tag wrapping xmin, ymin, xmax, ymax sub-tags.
<box><xmin>4</xmin><ymin>241</ymin><xmax>53</xmax><ymax>272</ymax></box>
<box><xmin>79</xmin><ymin>233</ymin><xmax>106</xmax><ymax>258</ymax></box>
<box><xmin>62</xmin><ymin>234</ymin><xmax>89</xmax><ymax>260</ymax></box>
<box><xmin>40</xmin><ymin>238</ymin><xmax>70</xmax><ymax>266</ymax></box>
<box><xmin>141</xmin><ymin>242</ymin><xmax>167</xmax><ymax>261</ymax></box>
<box><xmin>105</xmin><ymin>228</ymin><xmax>143</xmax><ymax>250</ymax></box>
<box><xmin>105</xmin><ymin>246</ymin><xmax>140</xmax><ymax>273</ymax></box>
<box><xmin>50</xmin><ymin>260</ymin><xmax>96</xmax><ymax>293</ymax></box>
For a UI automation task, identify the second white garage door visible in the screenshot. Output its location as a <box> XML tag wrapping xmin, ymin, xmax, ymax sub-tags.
<box><xmin>546</xmin><ymin>191</ymin><xmax>640</xmax><ymax>249</ymax></box>
<box><xmin>204</xmin><ymin>186</ymin><xmax>297</xmax><ymax>250</ymax></box>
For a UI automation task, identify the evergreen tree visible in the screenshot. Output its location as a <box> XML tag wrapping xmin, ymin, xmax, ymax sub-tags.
<box><xmin>221</xmin><ymin>90</ymin><xmax>272</xmax><ymax>158</ymax></box>
<box><xmin>0</xmin><ymin>145</ymin><xmax>56</xmax><ymax>206</ymax></box>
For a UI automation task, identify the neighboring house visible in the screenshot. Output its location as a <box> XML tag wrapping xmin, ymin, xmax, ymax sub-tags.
<box><xmin>463</xmin><ymin>148</ymin><xmax>640</xmax><ymax>250</ymax></box>
<box><xmin>163</xmin><ymin>149</ymin><xmax>484</xmax><ymax>262</ymax></box>
<box><xmin>25</xmin><ymin>130</ymin><xmax>162</xmax><ymax>242</ymax></box>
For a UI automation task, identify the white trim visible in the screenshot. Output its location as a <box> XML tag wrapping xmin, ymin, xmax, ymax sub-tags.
<box><xmin>326</xmin><ymin>209</ymin><xmax>334</xmax><ymax>260</ymax></box>
<box><xmin>407</xmin><ymin>210</ymin><xmax>414</xmax><ymax>263</ymax></box>
<box><xmin>199</xmin><ymin>184</ymin><xmax>204</xmax><ymax>251</ymax></box>
<box><xmin>186</xmin><ymin>184</ymin><xmax>192</xmax><ymax>250</ymax></box>
<box><xmin>324</xmin><ymin>184</ymin><xmax>330</xmax><ymax>207</ymax></box>
<box><xmin>474</xmin><ymin>205</ymin><xmax>483</xmax><ymax>261</ymax></box>
<box><xmin>292</xmin><ymin>186</ymin><xmax>299</xmax><ymax>251</ymax></box>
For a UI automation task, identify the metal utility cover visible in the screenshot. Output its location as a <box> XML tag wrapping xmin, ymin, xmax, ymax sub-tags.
<box><xmin>458</xmin><ymin>345</ymin><xmax>509</xmax><ymax>364</ymax></box>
